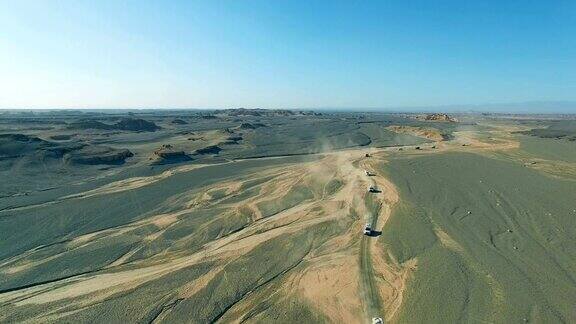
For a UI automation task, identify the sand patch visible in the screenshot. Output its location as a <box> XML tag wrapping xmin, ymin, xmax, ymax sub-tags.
<box><xmin>61</xmin><ymin>163</ymin><xmax>219</xmax><ymax>200</ymax></box>
<box><xmin>297</xmin><ymin>254</ymin><xmax>363</xmax><ymax>323</ymax></box>
<box><xmin>387</xmin><ymin>125</ymin><xmax>444</xmax><ymax>142</ymax></box>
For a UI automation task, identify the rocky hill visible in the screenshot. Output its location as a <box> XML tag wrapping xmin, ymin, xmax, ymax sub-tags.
<box><xmin>151</xmin><ymin>144</ymin><xmax>191</xmax><ymax>164</ymax></box>
<box><xmin>68</xmin><ymin>118</ymin><xmax>160</xmax><ymax>132</ymax></box>
<box><xmin>115</xmin><ymin>118</ymin><xmax>160</xmax><ymax>131</ymax></box>
<box><xmin>0</xmin><ymin>133</ymin><xmax>133</xmax><ymax>165</ymax></box>
<box><xmin>416</xmin><ymin>113</ymin><xmax>457</xmax><ymax>122</ymax></box>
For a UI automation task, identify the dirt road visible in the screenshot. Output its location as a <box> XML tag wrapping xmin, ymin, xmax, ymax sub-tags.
<box><xmin>360</xmin><ymin>231</ymin><xmax>383</xmax><ymax>321</ymax></box>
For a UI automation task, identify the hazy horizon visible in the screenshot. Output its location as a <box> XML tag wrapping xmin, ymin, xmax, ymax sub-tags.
<box><xmin>2</xmin><ymin>100</ymin><xmax>575</xmax><ymax>114</ymax></box>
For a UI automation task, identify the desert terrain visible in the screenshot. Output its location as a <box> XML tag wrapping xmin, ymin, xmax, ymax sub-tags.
<box><xmin>0</xmin><ymin>109</ymin><xmax>575</xmax><ymax>323</ymax></box>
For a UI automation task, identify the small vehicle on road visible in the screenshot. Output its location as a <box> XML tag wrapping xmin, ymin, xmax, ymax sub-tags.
<box><xmin>364</xmin><ymin>223</ymin><xmax>372</xmax><ymax>235</ymax></box>
<box><xmin>368</xmin><ymin>186</ymin><xmax>380</xmax><ymax>193</ymax></box>
<box><xmin>372</xmin><ymin>317</ymin><xmax>383</xmax><ymax>324</ymax></box>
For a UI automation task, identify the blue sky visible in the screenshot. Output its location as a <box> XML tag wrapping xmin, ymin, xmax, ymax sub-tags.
<box><xmin>0</xmin><ymin>0</ymin><xmax>575</xmax><ymax>111</ymax></box>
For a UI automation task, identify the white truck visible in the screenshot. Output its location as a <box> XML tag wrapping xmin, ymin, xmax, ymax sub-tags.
<box><xmin>364</xmin><ymin>223</ymin><xmax>372</xmax><ymax>235</ymax></box>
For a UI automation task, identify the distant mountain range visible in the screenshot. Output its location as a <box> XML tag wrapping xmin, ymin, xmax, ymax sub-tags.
<box><xmin>1</xmin><ymin>101</ymin><xmax>575</xmax><ymax>114</ymax></box>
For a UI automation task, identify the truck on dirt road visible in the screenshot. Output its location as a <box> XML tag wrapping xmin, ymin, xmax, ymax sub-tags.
<box><xmin>364</xmin><ymin>223</ymin><xmax>372</xmax><ymax>235</ymax></box>
<box><xmin>368</xmin><ymin>186</ymin><xmax>380</xmax><ymax>193</ymax></box>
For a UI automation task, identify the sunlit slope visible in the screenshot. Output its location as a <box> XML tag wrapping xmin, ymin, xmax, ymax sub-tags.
<box><xmin>380</xmin><ymin>152</ymin><xmax>576</xmax><ymax>323</ymax></box>
<box><xmin>0</xmin><ymin>156</ymin><xmax>313</xmax><ymax>290</ymax></box>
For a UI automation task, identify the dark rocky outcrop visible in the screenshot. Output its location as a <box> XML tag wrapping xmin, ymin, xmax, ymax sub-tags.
<box><xmin>151</xmin><ymin>144</ymin><xmax>191</xmax><ymax>164</ymax></box>
<box><xmin>195</xmin><ymin>145</ymin><xmax>222</xmax><ymax>155</ymax></box>
<box><xmin>67</xmin><ymin>120</ymin><xmax>115</xmax><ymax>130</ymax></box>
<box><xmin>115</xmin><ymin>118</ymin><xmax>160</xmax><ymax>132</ymax></box>
<box><xmin>49</xmin><ymin>134</ymin><xmax>74</xmax><ymax>141</ymax></box>
<box><xmin>0</xmin><ymin>133</ymin><xmax>133</xmax><ymax>165</ymax></box>
<box><xmin>68</xmin><ymin>118</ymin><xmax>160</xmax><ymax>132</ymax></box>
<box><xmin>0</xmin><ymin>134</ymin><xmax>55</xmax><ymax>158</ymax></box>
<box><xmin>227</xmin><ymin>136</ymin><xmax>243</xmax><ymax>142</ymax></box>
<box><xmin>171</xmin><ymin>119</ymin><xmax>188</xmax><ymax>125</ymax></box>
<box><xmin>220</xmin><ymin>135</ymin><xmax>243</xmax><ymax>145</ymax></box>
<box><xmin>64</xmin><ymin>146</ymin><xmax>133</xmax><ymax>165</ymax></box>
<box><xmin>239</xmin><ymin>123</ymin><xmax>266</xmax><ymax>130</ymax></box>
<box><xmin>0</xmin><ymin>133</ymin><xmax>45</xmax><ymax>144</ymax></box>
